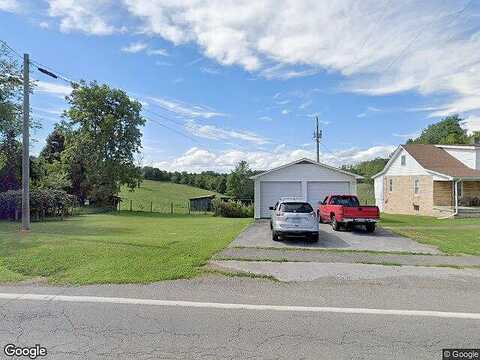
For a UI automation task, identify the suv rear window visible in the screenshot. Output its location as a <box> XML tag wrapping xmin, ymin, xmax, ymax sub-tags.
<box><xmin>280</xmin><ymin>202</ymin><xmax>313</xmax><ymax>213</ymax></box>
<box><xmin>330</xmin><ymin>196</ymin><xmax>359</xmax><ymax>207</ymax></box>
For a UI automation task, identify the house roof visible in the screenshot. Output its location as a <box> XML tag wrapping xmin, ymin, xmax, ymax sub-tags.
<box><xmin>373</xmin><ymin>144</ymin><xmax>480</xmax><ymax>179</ymax></box>
<box><xmin>250</xmin><ymin>157</ymin><xmax>364</xmax><ymax>180</ymax></box>
<box><xmin>403</xmin><ymin>144</ymin><xmax>480</xmax><ymax>178</ymax></box>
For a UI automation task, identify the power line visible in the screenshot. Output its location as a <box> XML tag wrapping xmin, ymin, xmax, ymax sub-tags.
<box><xmin>382</xmin><ymin>0</ymin><xmax>474</xmax><ymax>74</ymax></box>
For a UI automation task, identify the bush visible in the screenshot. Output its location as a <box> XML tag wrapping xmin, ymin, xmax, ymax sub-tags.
<box><xmin>0</xmin><ymin>189</ymin><xmax>76</xmax><ymax>219</ymax></box>
<box><xmin>213</xmin><ymin>199</ymin><xmax>253</xmax><ymax>218</ymax></box>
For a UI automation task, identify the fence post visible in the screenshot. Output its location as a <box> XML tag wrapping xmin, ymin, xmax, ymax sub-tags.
<box><xmin>188</xmin><ymin>203</ymin><xmax>191</xmax><ymax>215</ymax></box>
<box><xmin>150</xmin><ymin>201</ymin><xmax>153</xmax><ymax>212</ymax></box>
<box><xmin>170</xmin><ymin>202</ymin><xmax>173</xmax><ymax>214</ymax></box>
<box><xmin>130</xmin><ymin>200</ymin><xmax>133</xmax><ymax>212</ymax></box>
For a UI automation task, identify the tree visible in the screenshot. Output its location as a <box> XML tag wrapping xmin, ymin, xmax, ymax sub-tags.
<box><xmin>40</xmin><ymin>127</ymin><xmax>65</xmax><ymax>163</ymax></box>
<box><xmin>62</xmin><ymin>81</ymin><xmax>145</xmax><ymax>205</ymax></box>
<box><xmin>0</xmin><ymin>46</ymin><xmax>23</xmax><ymax>192</ymax></box>
<box><xmin>226</xmin><ymin>161</ymin><xmax>254</xmax><ymax>200</ymax></box>
<box><xmin>407</xmin><ymin>115</ymin><xmax>469</xmax><ymax>145</ymax></box>
<box><xmin>341</xmin><ymin>158</ymin><xmax>389</xmax><ymax>183</ymax></box>
<box><xmin>215</xmin><ymin>176</ymin><xmax>227</xmax><ymax>194</ymax></box>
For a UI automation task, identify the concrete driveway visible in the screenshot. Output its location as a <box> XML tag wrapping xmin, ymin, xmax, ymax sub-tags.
<box><xmin>230</xmin><ymin>220</ymin><xmax>440</xmax><ymax>254</ymax></box>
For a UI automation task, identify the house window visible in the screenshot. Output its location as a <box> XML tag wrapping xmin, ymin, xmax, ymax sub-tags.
<box><xmin>456</xmin><ymin>181</ymin><xmax>463</xmax><ymax>198</ymax></box>
<box><xmin>401</xmin><ymin>155</ymin><xmax>406</xmax><ymax>166</ymax></box>
<box><xmin>414</xmin><ymin>179</ymin><xmax>420</xmax><ymax>195</ymax></box>
<box><xmin>389</xmin><ymin>178</ymin><xmax>393</xmax><ymax>192</ymax></box>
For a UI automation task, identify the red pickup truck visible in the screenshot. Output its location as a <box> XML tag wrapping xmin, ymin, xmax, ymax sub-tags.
<box><xmin>317</xmin><ymin>195</ymin><xmax>380</xmax><ymax>232</ymax></box>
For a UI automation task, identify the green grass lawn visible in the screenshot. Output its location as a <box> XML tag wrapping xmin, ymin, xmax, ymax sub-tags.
<box><xmin>0</xmin><ymin>212</ymin><xmax>251</xmax><ymax>284</ymax></box>
<box><xmin>381</xmin><ymin>213</ymin><xmax>480</xmax><ymax>255</ymax></box>
<box><xmin>119</xmin><ymin>180</ymin><xmax>222</xmax><ymax>212</ymax></box>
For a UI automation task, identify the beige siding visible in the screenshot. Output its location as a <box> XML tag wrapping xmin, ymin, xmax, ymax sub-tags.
<box><xmin>463</xmin><ymin>181</ymin><xmax>480</xmax><ymax>197</ymax></box>
<box><xmin>383</xmin><ymin>175</ymin><xmax>433</xmax><ymax>216</ymax></box>
<box><xmin>433</xmin><ymin>181</ymin><xmax>453</xmax><ymax>207</ymax></box>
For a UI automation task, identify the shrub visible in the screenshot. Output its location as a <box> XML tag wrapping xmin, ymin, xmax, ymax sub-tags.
<box><xmin>213</xmin><ymin>199</ymin><xmax>253</xmax><ymax>218</ymax></box>
<box><xmin>0</xmin><ymin>189</ymin><xmax>76</xmax><ymax>220</ymax></box>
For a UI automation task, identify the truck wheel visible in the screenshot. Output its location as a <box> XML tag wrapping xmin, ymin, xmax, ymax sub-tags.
<box><xmin>272</xmin><ymin>231</ymin><xmax>280</xmax><ymax>241</ymax></box>
<box><xmin>270</xmin><ymin>221</ymin><xmax>273</xmax><ymax>230</ymax></box>
<box><xmin>331</xmin><ymin>215</ymin><xmax>340</xmax><ymax>231</ymax></box>
<box><xmin>365</xmin><ymin>223</ymin><xmax>376</xmax><ymax>233</ymax></box>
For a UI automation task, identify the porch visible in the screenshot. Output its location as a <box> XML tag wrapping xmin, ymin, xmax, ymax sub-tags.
<box><xmin>433</xmin><ymin>180</ymin><xmax>480</xmax><ymax>218</ymax></box>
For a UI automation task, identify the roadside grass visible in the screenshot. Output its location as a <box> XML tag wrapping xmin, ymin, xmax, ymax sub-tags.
<box><xmin>119</xmin><ymin>180</ymin><xmax>222</xmax><ymax>212</ymax></box>
<box><xmin>380</xmin><ymin>214</ymin><xmax>480</xmax><ymax>255</ymax></box>
<box><xmin>0</xmin><ymin>212</ymin><xmax>252</xmax><ymax>284</ymax></box>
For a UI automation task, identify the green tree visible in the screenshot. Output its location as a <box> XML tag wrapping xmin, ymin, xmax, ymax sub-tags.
<box><xmin>407</xmin><ymin>115</ymin><xmax>469</xmax><ymax>145</ymax></box>
<box><xmin>62</xmin><ymin>81</ymin><xmax>145</xmax><ymax>205</ymax></box>
<box><xmin>0</xmin><ymin>46</ymin><xmax>23</xmax><ymax>192</ymax></box>
<box><xmin>342</xmin><ymin>158</ymin><xmax>389</xmax><ymax>183</ymax></box>
<box><xmin>40</xmin><ymin>127</ymin><xmax>65</xmax><ymax>163</ymax></box>
<box><xmin>226</xmin><ymin>161</ymin><xmax>254</xmax><ymax>200</ymax></box>
<box><xmin>215</xmin><ymin>175</ymin><xmax>227</xmax><ymax>194</ymax></box>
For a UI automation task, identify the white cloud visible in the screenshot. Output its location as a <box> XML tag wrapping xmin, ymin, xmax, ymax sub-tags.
<box><xmin>152</xmin><ymin>144</ymin><xmax>395</xmax><ymax>172</ymax></box>
<box><xmin>119</xmin><ymin>0</ymin><xmax>480</xmax><ymax>115</ymax></box>
<box><xmin>462</xmin><ymin>115</ymin><xmax>480</xmax><ymax>135</ymax></box>
<box><xmin>356</xmin><ymin>113</ymin><xmax>366</xmax><ymax>118</ymax></box>
<box><xmin>184</xmin><ymin>120</ymin><xmax>269</xmax><ymax>145</ymax></box>
<box><xmin>281</xmin><ymin>109</ymin><xmax>289</xmax><ymax>115</ymax></box>
<box><xmin>121</xmin><ymin>41</ymin><xmax>148</xmax><ymax>53</ymax></box>
<box><xmin>47</xmin><ymin>0</ymin><xmax>121</xmax><ymax>35</ymax></box>
<box><xmin>148</xmin><ymin>96</ymin><xmax>226</xmax><ymax>118</ymax></box>
<box><xmin>0</xmin><ymin>0</ymin><xmax>20</xmax><ymax>12</ymax></box>
<box><xmin>147</xmin><ymin>48</ymin><xmax>168</xmax><ymax>56</ymax></box>
<box><xmin>200</xmin><ymin>67</ymin><xmax>220</xmax><ymax>75</ymax></box>
<box><xmin>39</xmin><ymin>21</ymin><xmax>50</xmax><ymax>29</ymax></box>
<box><xmin>35</xmin><ymin>80</ymin><xmax>72</xmax><ymax>97</ymax></box>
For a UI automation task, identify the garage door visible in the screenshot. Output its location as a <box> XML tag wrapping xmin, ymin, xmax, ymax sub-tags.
<box><xmin>260</xmin><ymin>181</ymin><xmax>302</xmax><ymax>218</ymax></box>
<box><xmin>307</xmin><ymin>181</ymin><xmax>350</xmax><ymax>207</ymax></box>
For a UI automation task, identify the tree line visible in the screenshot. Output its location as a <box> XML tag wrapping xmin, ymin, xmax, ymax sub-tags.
<box><xmin>142</xmin><ymin>160</ymin><xmax>258</xmax><ymax>200</ymax></box>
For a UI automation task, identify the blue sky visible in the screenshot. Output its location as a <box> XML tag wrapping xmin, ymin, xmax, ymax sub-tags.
<box><xmin>1</xmin><ymin>0</ymin><xmax>480</xmax><ymax>172</ymax></box>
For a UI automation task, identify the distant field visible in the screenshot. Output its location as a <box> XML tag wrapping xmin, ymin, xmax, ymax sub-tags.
<box><xmin>357</xmin><ymin>183</ymin><xmax>375</xmax><ymax>205</ymax></box>
<box><xmin>119</xmin><ymin>180</ymin><xmax>222</xmax><ymax>212</ymax></box>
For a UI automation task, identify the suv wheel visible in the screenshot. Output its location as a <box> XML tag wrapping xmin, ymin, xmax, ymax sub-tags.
<box><xmin>272</xmin><ymin>231</ymin><xmax>280</xmax><ymax>241</ymax></box>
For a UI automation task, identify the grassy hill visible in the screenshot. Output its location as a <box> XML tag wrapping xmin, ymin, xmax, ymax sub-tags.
<box><xmin>119</xmin><ymin>180</ymin><xmax>222</xmax><ymax>212</ymax></box>
<box><xmin>357</xmin><ymin>183</ymin><xmax>375</xmax><ymax>205</ymax></box>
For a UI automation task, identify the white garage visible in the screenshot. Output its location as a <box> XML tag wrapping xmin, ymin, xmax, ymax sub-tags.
<box><xmin>251</xmin><ymin>158</ymin><xmax>363</xmax><ymax>218</ymax></box>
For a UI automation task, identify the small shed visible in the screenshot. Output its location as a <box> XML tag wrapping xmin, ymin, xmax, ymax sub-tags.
<box><xmin>189</xmin><ymin>194</ymin><xmax>229</xmax><ymax>212</ymax></box>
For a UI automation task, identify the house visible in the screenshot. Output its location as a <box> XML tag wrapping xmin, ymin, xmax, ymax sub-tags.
<box><xmin>250</xmin><ymin>158</ymin><xmax>363</xmax><ymax>219</ymax></box>
<box><xmin>373</xmin><ymin>144</ymin><xmax>480</xmax><ymax>217</ymax></box>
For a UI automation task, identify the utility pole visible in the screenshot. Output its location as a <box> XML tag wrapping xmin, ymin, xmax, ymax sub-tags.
<box><xmin>313</xmin><ymin>116</ymin><xmax>322</xmax><ymax>163</ymax></box>
<box><xmin>21</xmin><ymin>53</ymin><xmax>30</xmax><ymax>231</ymax></box>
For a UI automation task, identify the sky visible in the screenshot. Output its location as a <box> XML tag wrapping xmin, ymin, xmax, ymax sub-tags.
<box><xmin>1</xmin><ymin>0</ymin><xmax>480</xmax><ymax>173</ymax></box>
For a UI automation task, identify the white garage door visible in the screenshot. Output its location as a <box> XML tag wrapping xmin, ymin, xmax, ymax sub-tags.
<box><xmin>307</xmin><ymin>181</ymin><xmax>350</xmax><ymax>207</ymax></box>
<box><xmin>260</xmin><ymin>181</ymin><xmax>302</xmax><ymax>218</ymax></box>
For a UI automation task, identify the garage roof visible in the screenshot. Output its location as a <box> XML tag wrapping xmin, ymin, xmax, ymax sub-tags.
<box><xmin>250</xmin><ymin>158</ymin><xmax>363</xmax><ymax>180</ymax></box>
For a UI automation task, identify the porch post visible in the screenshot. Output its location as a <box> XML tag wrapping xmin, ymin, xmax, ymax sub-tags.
<box><xmin>453</xmin><ymin>179</ymin><xmax>459</xmax><ymax>216</ymax></box>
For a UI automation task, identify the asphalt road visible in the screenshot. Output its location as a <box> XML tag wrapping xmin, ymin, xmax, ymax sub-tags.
<box><xmin>1</xmin><ymin>271</ymin><xmax>479</xmax><ymax>359</ymax></box>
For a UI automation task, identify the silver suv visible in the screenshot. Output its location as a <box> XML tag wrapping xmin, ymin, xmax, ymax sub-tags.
<box><xmin>269</xmin><ymin>198</ymin><xmax>319</xmax><ymax>242</ymax></box>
